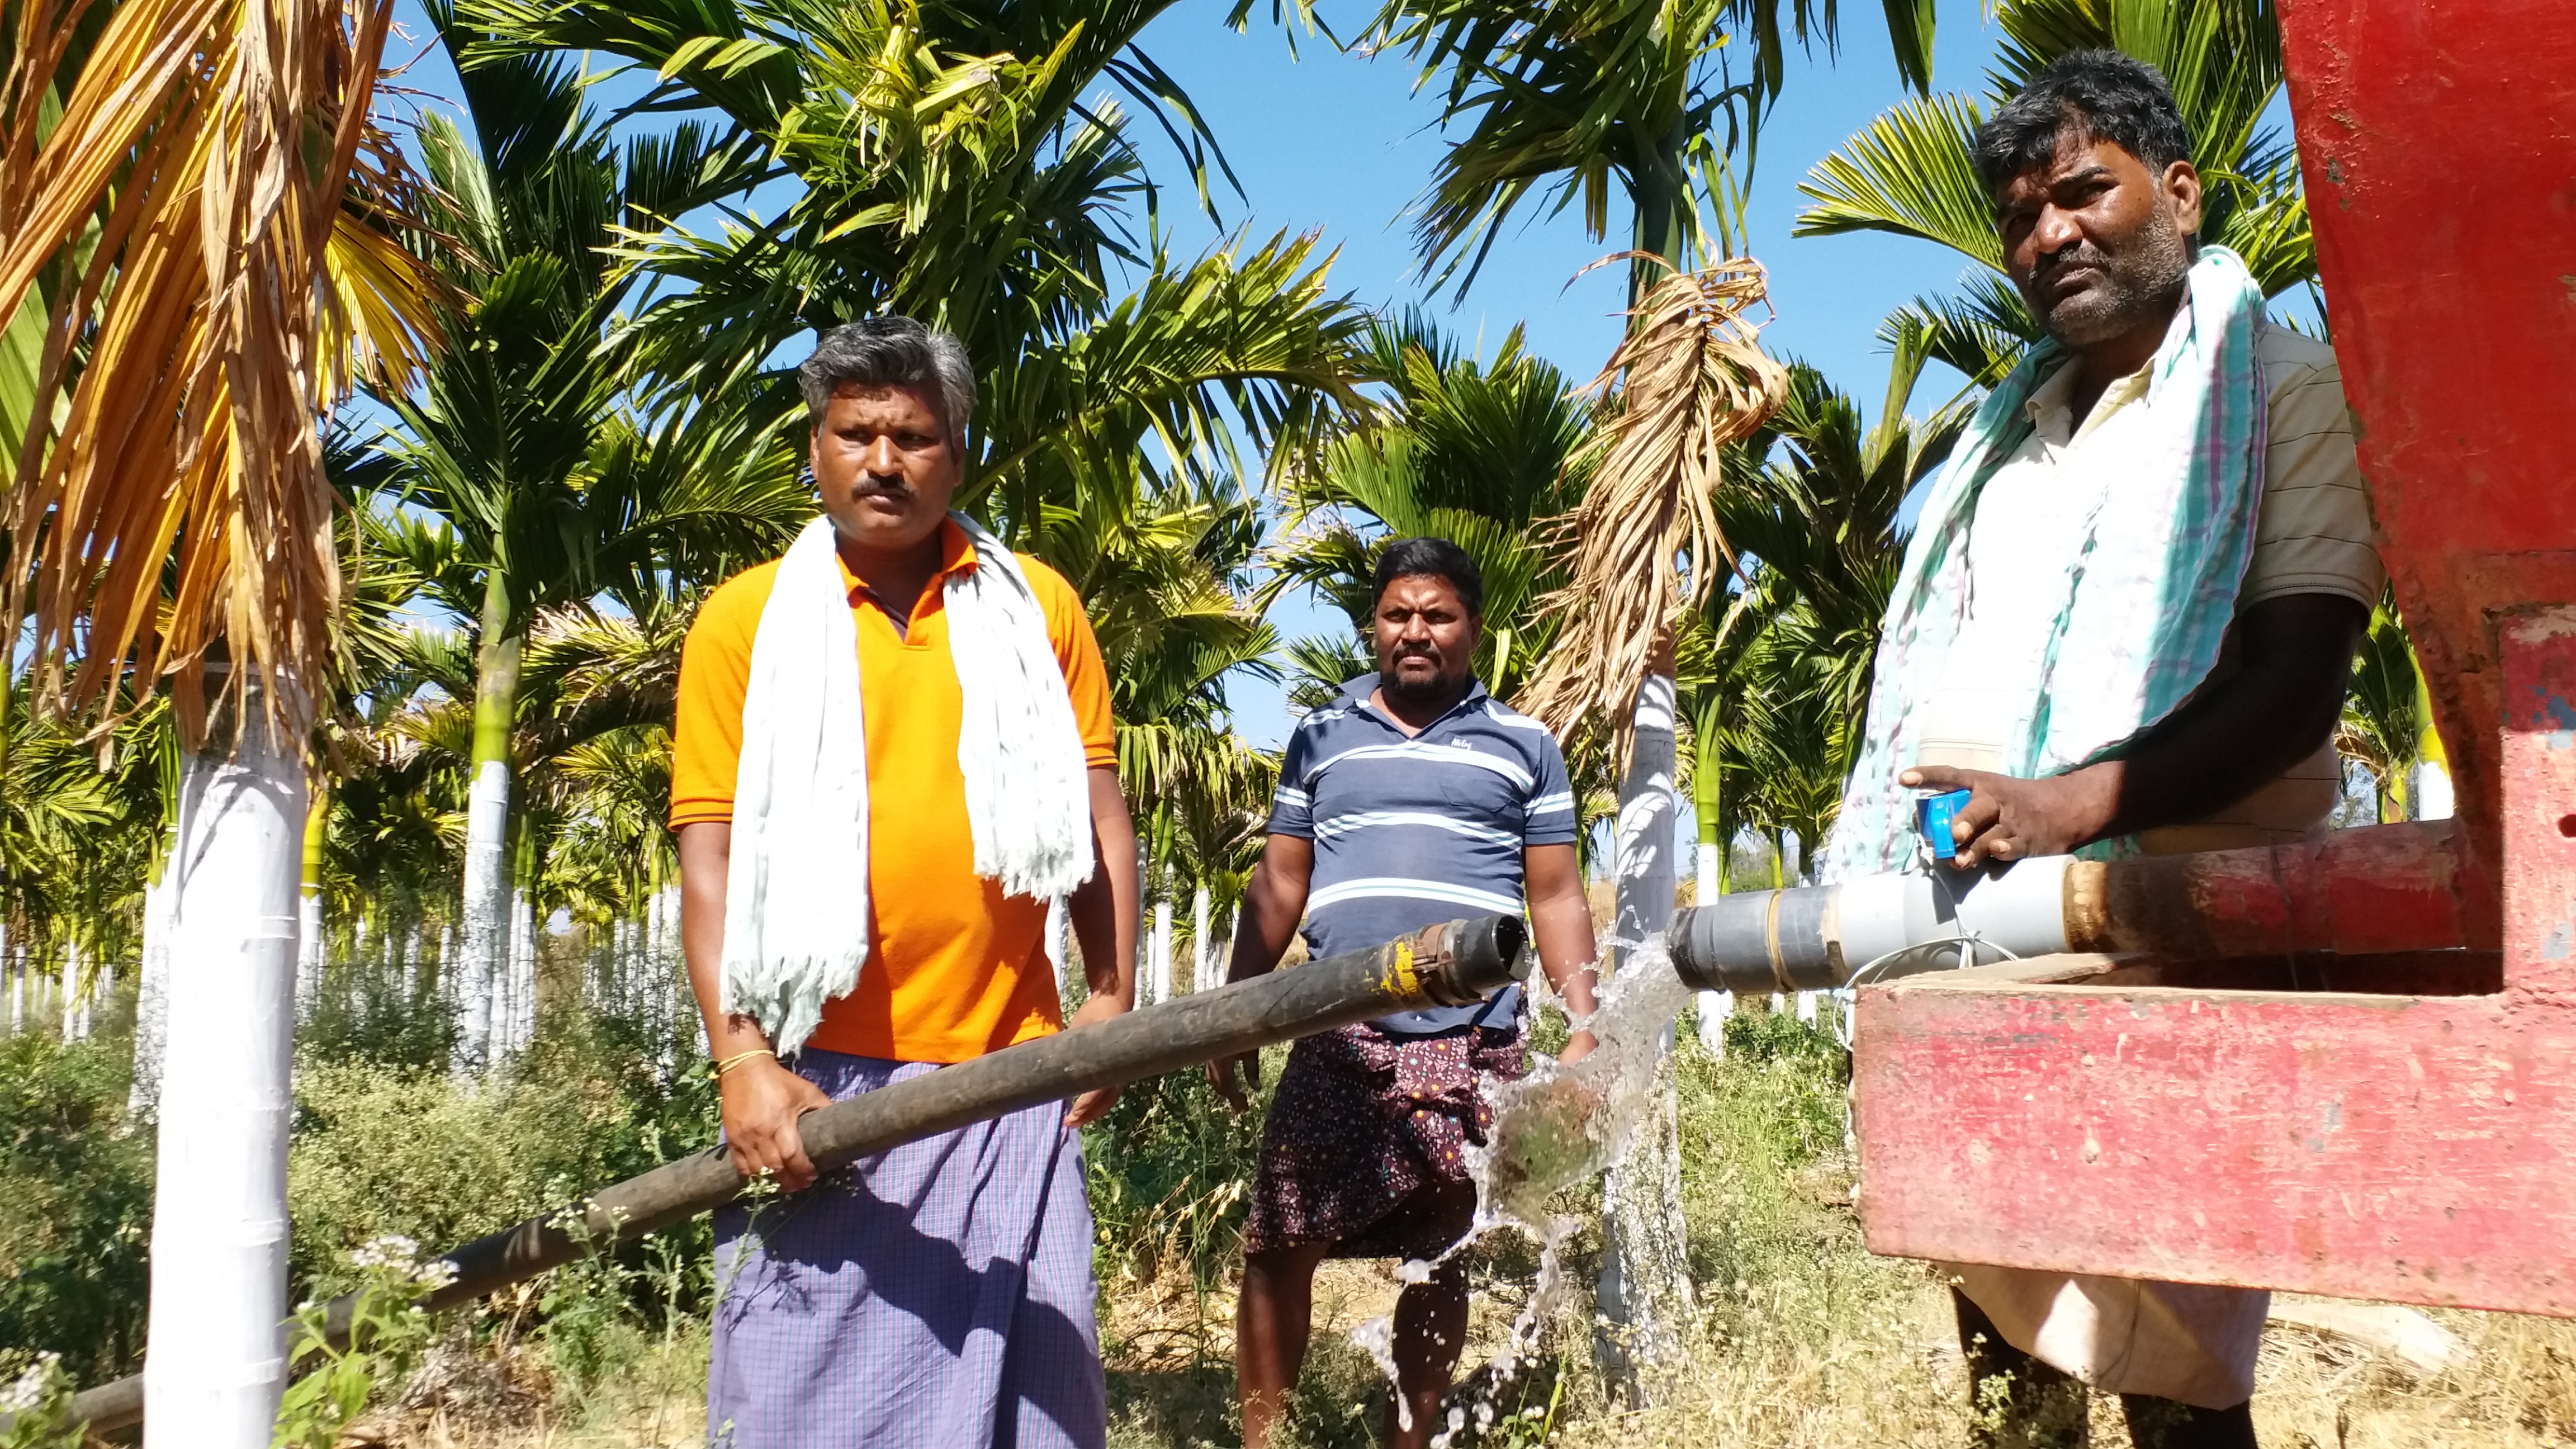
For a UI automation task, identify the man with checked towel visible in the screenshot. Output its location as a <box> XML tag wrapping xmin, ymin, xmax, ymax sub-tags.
<box><xmin>1825</xmin><ymin>53</ymin><xmax>2383</xmax><ymax>1449</ymax></box>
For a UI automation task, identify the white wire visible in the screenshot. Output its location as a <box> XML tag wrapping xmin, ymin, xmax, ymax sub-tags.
<box><xmin>1829</xmin><ymin>841</ymin><xmax>2026</xmax><ymax>1050</ymax></box>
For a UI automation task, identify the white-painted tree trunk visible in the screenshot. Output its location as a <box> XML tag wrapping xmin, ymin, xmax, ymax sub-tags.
<box><xmin>1596</xmin><ymin>671</ymin><xmax>1694</xmax><ymax>1405</ymax></box>
<box><xmin>1694</xmin><ymin>840</ymin><xmax>1730</xmax><ymax>1055</ymax></box>
<box><xmin>144</xmin><ymin>699</ymin><xmax>304</xmax><ymax>1448</ymax></box>
<box><xmin>457</xmin><ymin>761</ymin><xmax>510</xmax><ymax>1072</ymax></box>
<box><xmin>1148</xmin><ymin>899</ymin><xmax>1172</xmax><ymax>1006</ymax></box>
<box><xmin>1045</xmin><ymin>896</ymin><xmax>1074</xmax><ymax>1008</ymax></box>
<box><xmin>2414</xmin><ymin>759</ymin><xmax>2454</xmax><ymax>821</ymax></box>
<box><xmin>517</xmin><ymin>888</ymin><xmax>542</xmax><ymax>1055</ymax></box>
<box><xmin>59</xmin><ymin>944</ymin><xmax>78</xmax><ymax>1041</ymax></box>
<box><xmin>1190</xmin><ymin>886</ymin><xmax>1210</xmax><ymax>995</ymax></box>
<box><xmin>295</xmin><ymin>896</ymin><xmax>321</xmax><ymax>1012</ymax></box>
<box><xmin>130</xmin><ymin>865</ymin><xmax>177</xmax><ymax>1116</ymax></box>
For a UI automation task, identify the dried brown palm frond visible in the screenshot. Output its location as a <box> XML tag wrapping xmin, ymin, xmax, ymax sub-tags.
<box><xmin>1515</xmin><ymin>256</ymin><xmax>1789</xmax><ymax>769</ymax></box>
<box><xmin>0</xmin><ymin>0</ymin><xmax>443</xmax><ymax>749</ymax></box>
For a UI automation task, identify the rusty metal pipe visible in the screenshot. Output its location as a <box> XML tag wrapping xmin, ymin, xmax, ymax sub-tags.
<box><xmin>1666</xmin><ymin>820</ymin><xmax>2485</xmax><ymax>995</ymax></box>
<box><xmin>37</xmin><ymin>915</ymin><xmax>1527</xmax><ymax>1438</ymax></box>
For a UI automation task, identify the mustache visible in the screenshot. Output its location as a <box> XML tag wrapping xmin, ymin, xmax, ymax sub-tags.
<box><xmin>2031</xmin><ymin>240</ymin><xmax>2111</xmax><ymax>287</ymax></box>
<box><xmin>852</xmin><ymin>474</ymin><xmax>913</xmax><ymax>498</ymax></box>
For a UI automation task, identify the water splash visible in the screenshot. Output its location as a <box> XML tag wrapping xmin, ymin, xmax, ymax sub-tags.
<box><xmin>1347</xmin><ymin>1313</ymin><xmax>1412</xmax><ymax>1433</ymax></box>
<box><xmin>1472</xmin><ymin>936</ymin><xmax>1696</xmax><ymax>1227</ymax></box>
<box><xmin>1341</xmin><ymin>938</ymin><xmax>1701</xmax><ymax>1445</ymax></box>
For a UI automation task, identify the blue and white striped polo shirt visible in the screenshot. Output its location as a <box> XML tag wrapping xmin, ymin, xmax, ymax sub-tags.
<box><xmin>1268</xmin><ymin>673</ymin><xmax>1579</xmax><ymax>1034</ymax></box>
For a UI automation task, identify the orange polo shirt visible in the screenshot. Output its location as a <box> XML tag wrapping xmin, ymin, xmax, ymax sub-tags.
<box><xmin>669</xmin><ymin>520</ymin><xmax>1117</xmax><ymax>1063</ymax></box>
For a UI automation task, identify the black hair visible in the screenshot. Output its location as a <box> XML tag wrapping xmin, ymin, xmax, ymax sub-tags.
<box><xmin>1373</xmin><ymin>537</ymin><xmax>1485</xmax><ymax>618</ymax></box>
<box><xmin>1973</xmin><ymin>50</ymin><xmax>2195</xmax><ymax>203</ymax></box>
<box><xmin>798</xmin><ymin>316</ymin><xmax>976</xmax><ymax>445</ymax></box>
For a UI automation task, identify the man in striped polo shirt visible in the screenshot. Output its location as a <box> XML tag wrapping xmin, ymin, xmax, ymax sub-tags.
<box><xmin>1210</xmin><ymin>537</ymin><xmax>1601</xmax><ymax>1449</ymax></box>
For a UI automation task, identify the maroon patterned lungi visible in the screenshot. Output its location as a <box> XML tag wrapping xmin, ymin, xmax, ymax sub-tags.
<box><xmin>1243</xmin><ymin>1021</ymin><xmax>1528</xmax><ymax>1257</ymax></box>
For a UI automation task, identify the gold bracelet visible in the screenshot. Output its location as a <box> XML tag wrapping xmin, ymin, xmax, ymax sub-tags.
<box><xmin>712</xmin><ymin>1048</ymin><xmax>776</xmax><ymax>1078</ymax></box>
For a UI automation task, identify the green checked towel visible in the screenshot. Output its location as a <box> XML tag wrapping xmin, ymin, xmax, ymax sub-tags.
<box><xmin>1822</xmin><ymin>245</ymin><xmax>2272</xmax><ymax>880</ymax></box>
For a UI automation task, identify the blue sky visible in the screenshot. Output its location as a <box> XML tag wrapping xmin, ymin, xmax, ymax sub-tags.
<box><xmin>1095</xmin><ymin>0</ymin><xmax>2014</xmax><ymax>745</ymax></box>
<box><xmin>385</xmin><ymin>1</ymin><xmax>2019</xmax><ymax>748</ymax></box>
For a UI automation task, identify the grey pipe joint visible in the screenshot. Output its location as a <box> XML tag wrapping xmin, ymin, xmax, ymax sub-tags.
<box><xmin>1664</xmin><ymin>856</ymin><xmax>2076</xmax><ymax>995</ymax></box>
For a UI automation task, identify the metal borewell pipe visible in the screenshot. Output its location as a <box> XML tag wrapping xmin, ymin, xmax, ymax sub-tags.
<box><xmin>42</xmin><ymin>915</ymin><xmax>1528</xmax><ymax>1437</ymax></box>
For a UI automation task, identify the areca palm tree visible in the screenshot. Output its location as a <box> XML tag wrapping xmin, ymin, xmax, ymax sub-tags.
<box><xmin>467</xmin><ymin>0</ymin><xmax>1377</xmax><ymax>538</ymax></box>
<box><xmin>0</xmin><ymin>0</ymin><xmax>441</xmax><ymax>1436</ymax></box>
<box><xmin>1680</xmin><ymin>318</ymin><xmax>1971</xmax><ymax>878</ymax></box>
<box><xmin>1041</xmin><ymin>484</ymin><xmax>1281</xmax><ymax>911</ymax></box>
<box><xmin>366</xmin><ymin>11</ymin><xmax>808</xmax><ymax>1067</ymax></box>
<box><xmin>1270</xmin><ymin>315</ymin><xmax>1592</xmax><ymax>704</ymax></box>
<box><xmin>1794</xmin><ymin>0</ymin><xmax>2312</xmax><ymax>383</ymax></box>
<box><xmin>1371</xmin><ymin>0</ymin><xmax>1936</xmax><ymax>306</ymax></box>
<box><xmin>2336</xmin><ymin>589</ymin><xmax>2422</xmax><ymax>824</ymax></box>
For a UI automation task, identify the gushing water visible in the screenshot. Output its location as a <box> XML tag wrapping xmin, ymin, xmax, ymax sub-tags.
<box><xmin>1348</xmin><ymin>1314</ymin><xmax>1412</xmax><ymax>1433</ymax></box>
<box><xmin>1342</xmin><ymin>937</ymin><xmax>1699</xmax><ymax>1444</ymax></box>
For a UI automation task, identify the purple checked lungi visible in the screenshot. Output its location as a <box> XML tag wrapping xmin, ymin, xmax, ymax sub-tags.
<box><xmin>705</xmin><ymin>1049</ymin><xmax>1106</xmax><ymax>1449</ymax></box>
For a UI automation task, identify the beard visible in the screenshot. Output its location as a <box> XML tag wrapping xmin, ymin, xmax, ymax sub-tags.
<box><xmin>1380</xmin><ymin>651</ymin><xmax>1456</xmax><ymax>704</ymax></box>
<box><xmin>2020</xmin><ymin>211</ymin><xmax>2193</xmax><ymax>349</ymax></box>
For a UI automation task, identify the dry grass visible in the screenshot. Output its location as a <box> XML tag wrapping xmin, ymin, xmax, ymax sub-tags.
<box><xmin>389</xmin><ymin>1249</ymin><xmax>2576</xmax><ymax>1449</ymax></box>
<box><xmin>368</xmin><ymin>1019</ymin><xmax>2576</xmax><ymax>1448</ymax></box>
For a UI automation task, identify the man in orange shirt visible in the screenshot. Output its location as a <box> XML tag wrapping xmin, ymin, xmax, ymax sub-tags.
<box><xmin>669</xmin><ymin>317</ymin><xmax>1138</xmax><ymax>1449</ymax></box>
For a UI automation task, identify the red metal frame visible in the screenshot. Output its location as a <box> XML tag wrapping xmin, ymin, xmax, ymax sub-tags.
<box><xmin>1849</xmin><ymin>0</ymin><xmax>2576</xmax><ymax>1311</ymax></box>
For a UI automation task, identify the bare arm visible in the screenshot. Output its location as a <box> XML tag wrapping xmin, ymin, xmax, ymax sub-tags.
<box><xmin>1522</xmin><ymin>842</ymin><xmax>1601</xmax><ymax>1062</ymax></box>
<box><xmin>678</xmin><ymin>820</ymin><xmax>833</xmax><ymax>1191</ymax></box>
<box><xmin>1205</xmin><ymin>833</ymin><xmax>1313</xmax><ymax>1110</ymax></box>
<box><xmin>1907</xmin><ymin>594</ymin><xmax>2369</xmax><ymax>867</ymax></box>
<box><xmin>1062</xmin><ymin>766</ymin><xmax>1139</xmax><ymax>1128</ymax></box>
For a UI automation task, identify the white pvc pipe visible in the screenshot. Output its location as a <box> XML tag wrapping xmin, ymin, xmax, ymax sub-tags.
<box><xmin>1669</xmin><ymin>854</ymin><xmax>2077</xmax><ymax>996</ymax></box>
<box><xmin>145</xmin><ymin>703</ymin><xmax>304</xmax><ymax>1448</ymax></box>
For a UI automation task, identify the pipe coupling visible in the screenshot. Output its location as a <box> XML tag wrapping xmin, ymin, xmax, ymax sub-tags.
<box><xmin>1411</xmin><ymin>914</ymin><xmax>1530</xmax><ymax>1005</ymax></box>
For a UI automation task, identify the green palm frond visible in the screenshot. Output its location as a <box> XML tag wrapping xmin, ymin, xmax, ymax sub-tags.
<box><xmin>2337</xmin><ymin>588</ymin><xmax>2421</xmax><ymax>821</ymax></box>
<box><xmin>1368</xmin><ymin>0</ymin><xmax>1936</xmax><ymax>296</ymax></box>
<box><xmin>1876</xmin><ymin>274</ymin><xmax>2040</xmax><ymax>390</ymax></box>
<box><xmin>1794</xmin><ymin>92</ymin><xmax>1997</xmax><ymax>269</ymax></box>
<box><xmin>1678</xmin><ymin>326</ymin><xmax>1970</xmax><ymax>863</ymax></box>
<box><xmin>1796</xmin><ymin>0</ymin><xmax>2311</xmax><ymax>321</ymax></box>
<box><xmin>978</xmin><ymin>229</ymin><xmax>1374</xmax><ymax>528</ymax></box>
<box><xmin>1281</xmin><ymin>635</ymin><xmax>1375</xmax><ymax>714</ymax></box>
<box><xmin>1267</xmin><ymin>313</ymin><xmax>1585</xmax><ymax>700</ymax></box>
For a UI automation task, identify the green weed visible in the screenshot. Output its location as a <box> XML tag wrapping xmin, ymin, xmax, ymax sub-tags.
<box><xmin>0</xmin><ymin>1033</ymin><xmax>151</xmax><ymax>1381</ymax></box>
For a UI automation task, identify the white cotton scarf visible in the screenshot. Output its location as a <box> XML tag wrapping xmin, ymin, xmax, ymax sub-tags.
<box><xmin>1821</xmin><ymin>247</ymin><xmax>2270</xmax><ymax>882</ymax></box>
<box><xmin>720</xmin><ymin>513</ymin><xmax>1096</xmax><ymax>1054</ymax></box>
